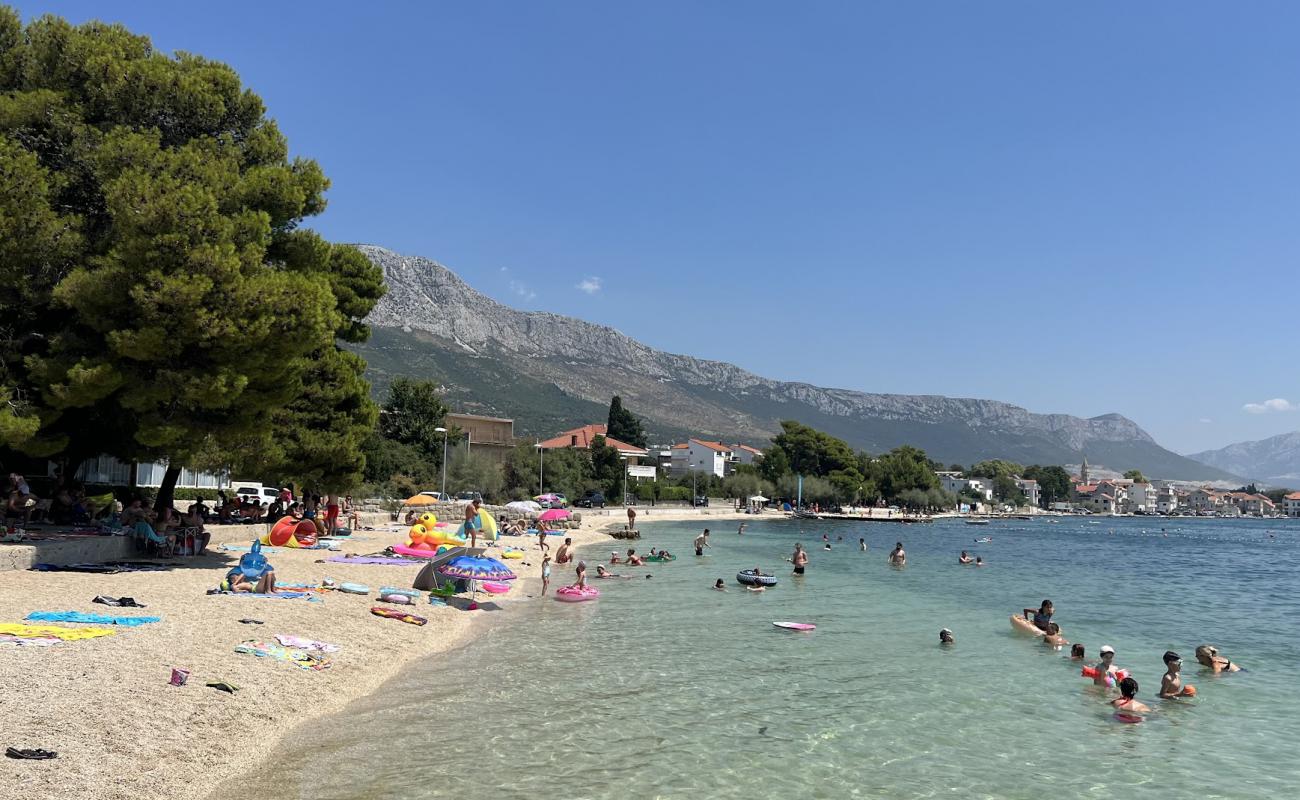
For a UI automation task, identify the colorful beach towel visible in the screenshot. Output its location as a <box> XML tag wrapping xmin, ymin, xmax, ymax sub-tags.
<box><xmin>370</xmin><ymin>606</ymin><xmax>427</xmax><ymax>626</ymax></box>
<box><xmin>234</xmin><ymin>640</ymin><xmax>332</xmax><ymax>671</ymax></box>
<box><xmin>0</xmin><ymin>623</ymin><xmax>116</xmax><ymax>641</ymax></box>
<box><xmin>274</xmin><ymin>634</ymin><xmax>341</xmax><ymax>653</ymax></box>
<box><xmin>25</xmin><ymin>611</ymin><xmax>161</xmax><ymax>627</ymax></box>
<box><xmin>325</xmin><ymin>556</ymin><xmax>421</xmax><ymax>566</ymax></box>
<box><xmin>207</xmin><ymin>591</ymin><xmax>321</xmax><ymax>602</ymax></box>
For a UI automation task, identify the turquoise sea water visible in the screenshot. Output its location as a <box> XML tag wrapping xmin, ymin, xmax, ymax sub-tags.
<box><xmin>265</xmin><ymin>517</ymin><xmax>1300</xmax><ymax>799</ymax></box>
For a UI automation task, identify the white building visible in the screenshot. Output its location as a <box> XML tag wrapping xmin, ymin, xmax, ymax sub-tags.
<box><xmin>1016</xmin><ymin>478</ymin><xmax>1040</xmax><ymax>507</ymax></box>
<box><xmin>731</xmin><ymin>444</ymin><xmax>765</xmax><ymax>466</ymax></box>
<box><xmin>671</xmin><ymin>439</ymin><xmax>734</xmax><ymax>478</ymax></box>
<box><xmin>938</xmin><ymin>473</ymin><xmax>993</xmax><ymax>501</ymax></box>
<box><xmin>1284</xmin><ymin>492</ymin><xmax>1300</xmax><ymax>518</ymax></box>
<box><xmin>1124</xmin><ymin>482</ymin><xmax>1156</xmax><ymax>513</ymax></box>
<box><xmin>1156</xmin><ymin>483</ymin><xmax>1179</xmax><ymax>514</ymax></box>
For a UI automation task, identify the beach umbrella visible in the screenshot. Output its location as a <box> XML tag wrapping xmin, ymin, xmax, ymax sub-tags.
<box><xmin>749</xmin><ymin>495</ymin><xmax>769</xmax><ymax>503</ymax></box>
<box><xmin>403</xmin><ymin>493</ymin><xmax>438</xmax><ymax>507</ymax></box>
<box><xmin>538</xmin><ymin>508</ymin><xmax>571</xmax><ymax>523</ymax></box>
<box><xmin>438</xmin><ymin>555</ymin><xmax>517</xmax><ymax>608</ymax></box>
<box><xmin>506</xmin><ymin>500</ymin><xmax>542</xmax><ymax>513</ymax></box>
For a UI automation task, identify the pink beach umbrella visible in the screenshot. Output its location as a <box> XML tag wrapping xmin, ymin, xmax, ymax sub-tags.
<box><xmin>538</xmin><ymin>508</ymin><xmax>571</xmax><ymax>523</ymax></box>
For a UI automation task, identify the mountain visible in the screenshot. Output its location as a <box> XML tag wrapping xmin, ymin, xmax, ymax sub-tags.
<box><xmin>1187</xmin><ymin>432</ymin><xmax>1300</xmax><ymax>487</ymax></box>
<box><xmin>351</xmin><ymin>245</ymin><xmax>1241</xmax><ymax>482</ymax></box>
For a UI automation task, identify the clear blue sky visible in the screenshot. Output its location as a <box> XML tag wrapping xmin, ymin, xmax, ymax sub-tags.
<box><xmin>20</xmin><ymin>1</ymin><xmax>1300</xmax><ymax>454</ymax></box>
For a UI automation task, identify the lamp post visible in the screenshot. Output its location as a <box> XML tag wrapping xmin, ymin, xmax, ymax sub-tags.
<box><xmin>620</xmin><ymin>455</ymin><xmax>628</xmax><ymax>507</ymax></box>
<box><xmin>435</xmin><ymin>426</ymin><xmax>448</xmax><ymax>499</ymax></box>
<box><xmin>536</xmin><ymin>441</ymin><xmax>544</xmax><ymax>495</ymax></box>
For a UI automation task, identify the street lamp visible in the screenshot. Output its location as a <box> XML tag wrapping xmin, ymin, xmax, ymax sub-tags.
<box><xmin>435</xmin><ymin>427</ymin><xmax>448</xmax><ymax>499</ymax></box>
<box><xmin>620</xmin><ymin>455</ymin><xmax>629</xmax><ymax>506</ymax></box>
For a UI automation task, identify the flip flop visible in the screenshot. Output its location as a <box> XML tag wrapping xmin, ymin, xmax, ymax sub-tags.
<box><xmin>6</xmin><ymin>748</ymin><xmax>57</xmax><ymax>760</ymax></box>
<box><xmin>206</xmin><ymin>682</ymin><xmax>239</xmax><ymax>694</ymax></box>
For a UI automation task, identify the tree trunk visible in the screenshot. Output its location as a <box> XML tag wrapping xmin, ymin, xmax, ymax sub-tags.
<box><xmin>154</xmin><ymin>464</ymin><xmax>182</xmax><ymax>514</ymax></box>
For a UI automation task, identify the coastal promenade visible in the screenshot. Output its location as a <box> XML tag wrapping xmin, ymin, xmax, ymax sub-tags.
<box><xmin>0</xmin><ymin>506</ymin><xmax>750</xmax><ymax>800</ymax></box>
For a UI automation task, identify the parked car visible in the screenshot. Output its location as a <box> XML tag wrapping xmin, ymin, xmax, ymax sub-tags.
<box><xmin>232</xmin><ymin>482</ymin><xmax>265</xmax><ymax>504</ymax></box>
<box><xmin>456</xmin><ymin>491</ymin><xmax>483</xmax><ymax>503</ymax></box>
<box><xmin>577</xmin><ymin>491</ymin><xmax>606</xmax><ymax>508</ymax></box>
<box><xmin>417</xmin><ymin>491</ymin><xmax>449</xmax><ymax>502</ymax></box>
<box><xmin>692</xmin><ymin>495</ymin><xmax>709</xmax><ymax>507</ymax></box>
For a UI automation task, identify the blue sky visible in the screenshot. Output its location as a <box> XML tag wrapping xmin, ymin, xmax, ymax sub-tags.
<box><xmin>19</xmin><ymin>2</ymin><xmax>1300</xmax><ymax>454</ymax></box>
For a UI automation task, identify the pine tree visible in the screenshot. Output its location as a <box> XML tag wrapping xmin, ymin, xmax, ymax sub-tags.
<box><xmin>606</xmin><ymin>395</ymin><xmax>646</xmax><ymax>447</ymax></box>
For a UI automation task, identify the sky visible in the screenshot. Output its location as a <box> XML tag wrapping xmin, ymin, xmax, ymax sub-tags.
<box><xmin>18</xmin><ymin>1</ymin><xmax>1300</xmax><ymax>454</ymax></box>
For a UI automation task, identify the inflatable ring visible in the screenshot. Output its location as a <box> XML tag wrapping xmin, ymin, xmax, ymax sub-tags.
<box><xmin>554</xmin><ymin>585</ymin><xmax>599</xmax><ymax>602</ymax></box>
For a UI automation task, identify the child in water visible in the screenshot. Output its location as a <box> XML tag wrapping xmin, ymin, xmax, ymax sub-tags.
<box><xmin>1070</xmin><ymin>643</ymin><xmax>1086</xmax><ymax>660</ymax></box>
<box><xmin>713</xmin><ymin>578</ymin><xmax>726</xmax><ymax>591</ymax></box>
<box><xmin>540</xmin><ymin>555</ymin><xmax>551</xmax><ymax>595</ymax></box>
<box><xmin>940</xmin><ymin>628</ymin><xmax>955</xmax><ymax>645</ymax></box>
<box><xmin>1111</xmin><ymin>677</ymin><xmax>1150</xmax><ymax>715</ymax></box>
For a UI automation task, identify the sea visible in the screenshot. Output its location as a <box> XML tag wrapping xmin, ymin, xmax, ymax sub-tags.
<box><xmin>263</xmin><ymin>515</ymin><xmax>1300</xmax><ymax>799</ymax></box>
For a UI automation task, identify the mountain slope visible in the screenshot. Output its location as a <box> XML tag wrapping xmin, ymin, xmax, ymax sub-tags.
<box><xmin>352</xmin><ymin>245</ymin><xmax>1240</xmax><ymax>481</ymax></box>
<box><xmin>1187</xmin><ymin>432</ymin><xmax>1300</xmax><ymax>487</ymax></box>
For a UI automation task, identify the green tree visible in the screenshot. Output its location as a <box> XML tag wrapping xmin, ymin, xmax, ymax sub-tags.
<box><xmin>589</xmin><ymin>434</ymin><xmax>623</xmax><ymax>496</ymax></box>
<box><xmin>770</xmin><ymin>420</ymin><xmax>857</xmax><ymax>477</ymax></box>
<box><xmin>1022</xmin><ymin>465</ymin><xmax>1072</xmax><ymax>507</ymax></box>
<box><xmin>758</xmin><ymin>445</ymin><xmax>790</xmax><ymax>483</ymax></box>
<box><xmin>1123</xmin><ymin>469</ymin><xmax>1148</xmax><ymax>483</ymax></box>
<box><xmin>446</xmin><ymin>451</ymin><xmax>505</xmax><ymax>502</ymax></box>
<box><xmin>378</xmin><ymin>377</ymin><xmax>452</xmax><ymax>462</ymax></box>
<box><xmin>992</xmin><ymin>474</ymin><xmax>1022</xmax><ymax>504</ymax></box>
<box><xmin>968</xmin><ymin>460</ymin><xmax>1025</xmax><ymax>480</ymax></box>
<box><xmin>0</xmin><ymin>10</ymin><xmax>383</xmax><ymax>508</ymax></box>
<box><xmin>867</xmin><ymin>446</ymin><xmax>940</xmax><ymax>500</ymax></box>
<box><xmin>605</xmin><ymin>395</ymin><xmax>646</xmax><ymax>448</ymax></box>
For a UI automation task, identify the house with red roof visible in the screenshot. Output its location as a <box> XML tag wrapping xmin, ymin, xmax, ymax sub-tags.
<box><xmin>670</xmin><ymin>439</ymin><xmax>735</xmax><ymax>477</ymax></box>
<box><xmin>1284</xmin><ymin>492</ymin><xmax>1300</xmax><ymax>518</ymax></box>
<box><xmin>731</xmin><ymin>444</ymin><xmax>766</xmax><ymax>466</ymax></box>
<box><xmin>537</xmin><ymin>424</ymin><xmax>648</xmax><ymax>463</ymax></box>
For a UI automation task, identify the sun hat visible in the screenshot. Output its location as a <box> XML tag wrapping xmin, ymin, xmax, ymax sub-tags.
<box><xmin>1100</xmin><ymin>645</ymin><xmax>1115</xmax><ymax>655</ymax></box>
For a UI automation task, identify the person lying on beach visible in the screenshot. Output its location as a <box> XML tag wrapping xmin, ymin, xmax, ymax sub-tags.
<box><xmin>1023</xmin><ymin>600</ymin><xmax>1054</xmax><ymax>632</ymax></box>
<box><xmin>888</xmin><ymin>542</ymin><xmax>906</xmax><ymax>566</ymax></box>
<box><xmin>555</xmin><ymin>538</ymin><xmax>574</xmax><ymax>564</ymax></box>
<box><xmin>626</xmin><ymin>549</ymin><xmax>645</xmax><ymax>566</ymax></box>
<box><xmin>940</xmin><ymin>628</ymin><xmax>955</xmax><ymax>645</ymax></box>
<box><xmin>1041</xmin><ymin>622</ymin><xmax>1068</xmax><ymax>648</ymax></box>
<box><xmin>1070</xmin><ymin>643</ymin><xmax>1086</xmax><ymax>660</ymax></box>
<box><xmin>1092</xmin><ymin>645</ymin><xmax>1120</xmax><ymax>686</ymax></box>
<box><xmin>714</xmin><ymin>578</ymin><xmax>726</xmax><ymax>591</ymax></box>
<box><xmin>958</xmin><ymin>550</ymin><xmax>973</xmax><ymax>564</ymax></box>
<box><xmin>1195</xmin><ymin>644</ymin><xmax>1242</xmax><ymax>673</ymax></box>
<box><xmin>225</xmin><ymin>566</ymin><xmax>276</xmax><ymax>593</ymax></box>
<box><xmin>1111</xmin><ymin>677</ymin><xmax>1150</xmax><ymax>714</ymax></box>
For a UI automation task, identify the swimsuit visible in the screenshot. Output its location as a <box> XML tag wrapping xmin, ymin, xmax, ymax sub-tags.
<box><xmin>794</xmin><ymin>565</ymin><xmax>805</xmax><ymax>575</ymax></box>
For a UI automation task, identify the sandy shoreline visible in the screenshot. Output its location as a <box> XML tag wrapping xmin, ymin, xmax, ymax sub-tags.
<box><xmin>0</xmin><ymin>506</ymin><xmax>748</xmax><ymax>800</ymax></box>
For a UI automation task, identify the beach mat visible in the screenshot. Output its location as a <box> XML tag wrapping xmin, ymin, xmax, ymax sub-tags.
<box><xmin>25</xmin><ymin>611</ymin><xmax>160</xmax><ymax>627</ymax></box>
<box><xmin>325</xmin><ymin>556</ymin><xmax>422</xmax><ymax>566</ymax></box>
<box><xmin>0</xmin><ymin>623</ymin><xmax>116</xmax><ymax>641</ymax></box>
<box><xmin>234</xmin><ymin>640</ymin><xmax>332</xmax><ymax>671</ymax></box>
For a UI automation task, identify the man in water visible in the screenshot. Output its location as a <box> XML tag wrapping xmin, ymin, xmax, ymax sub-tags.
<box><xmin>888</xmin><ymin>542</ymin><xmax>906</xmax><ymax>566</ymax></box>
<box><xmin>791</xmin><ymin>543</ymin><xmax>808</xmax><ymax>575</ymax></box>
<box><xmin>1159</xmin><ymin>651</ymin><xmax>1186</xmax><ymax>698</ymax></box>
<box><xmin>958</xmin><ymin>550</ymin><xmax>973</xmax><ymax>564</ymax></box>
<box><xmin>738</xmin><ymin>522</ymin><xmax>746</xmax><ymax>535</ymax></box>
<box><xmin>694</xmin><ymin>529</ymin><xmax>711</xmax><ymax>556</ymax></box>
<box><xmin>940</xmin><ymin>628</ymin><xmax>955</xmax><ymax>645</ymax></box>
<box><xmin>555</xmin><ymin>537</ymin><xmax>574</xmax><ymax>565</ymax></box>
<box><xmin>859</xmin><ymin>537</ymin><xmax>866</xmax><ymax>551</ymax></box>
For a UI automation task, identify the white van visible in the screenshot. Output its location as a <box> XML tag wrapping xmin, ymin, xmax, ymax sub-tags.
<box><xmin>231</xmin><ymin>482</ymin><xmax>278</xmax><ymax>505</ymax></box>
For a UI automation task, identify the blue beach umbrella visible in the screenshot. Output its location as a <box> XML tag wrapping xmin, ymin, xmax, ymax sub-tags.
<box><xmin>437</xmin><ymin>555</ymin><xmax>516</xmax><ymax>607</ymax></box>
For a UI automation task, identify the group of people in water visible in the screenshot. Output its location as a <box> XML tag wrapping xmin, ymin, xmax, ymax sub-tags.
<box><xmin>1000</xmin><ymin>598</ymin><xmax>1243</xmax><ymax>720</ymax></box>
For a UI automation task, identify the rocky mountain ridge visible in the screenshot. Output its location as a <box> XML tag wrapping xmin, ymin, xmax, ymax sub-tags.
<box><xmin>1188</xmin><ymin>431</ymin><xmax>1300</xmax><ymax>487</ymax></box>
<box><xmin>354</xmin><ymin>245</ymin><xmax>1238</xmax><ymax>481</ymax></box>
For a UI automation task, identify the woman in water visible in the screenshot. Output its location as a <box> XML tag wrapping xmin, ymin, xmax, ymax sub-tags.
<box><xmin>540</xmin><ymin>555</ymin><xmax>551</xmax><ymax>595</ymax></box>
<box><xmin>626</xmin><ymin>548</ymin><xmax>645</xmax><ymax>566</ymax></box>
<box><xmin>574</xmin><ymin>560</ymin><xmax>587</xmax><ymax>588</ymax></box>
<box><xmin>1022</xmin><ymin>600</ymin><xmax>1054</xmax><ymax>632</ymax></box>
<box><xmin>713</xmin><ymin>578</ymin><xmax>726</xmax><ymax>591</ymax></box>
<box><xmin>1111</xmin><ymin>677</ymin><xmax>1150</xmax><ymax>715</ymax></box>
<box><xmin>1070</xmin><ymin>643</ymin><xmax>1086</xmax><ymax>660</ymax></box>
<box><xmin>958</xmin><ymin>550</ymin><xmax>973</xmax><ymax>564</ymax></box>
<box><xmin>1195</xmin><ymin>644</ymin><xmax>1242</xmax><ymax>673</ymax></box>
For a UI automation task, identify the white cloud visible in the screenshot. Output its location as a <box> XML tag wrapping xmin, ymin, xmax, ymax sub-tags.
<box><xmin>576</xmin><ymin>277</ymin><xmax>603</xmax><ymax>295</ymax></box>
<box><xmin>1198</xmin><ymin>418</ymin><xmax>1213</xmax><ymax>424</ymax></box>
<box><xmin>507</xmin><ymin>280</ymin><xmax>536</xmax><ymax>302</ymax></box>
<box><xmin>1242</xmin><ymin>398</ymin><xmax>1297</xmax><ymax>414</ymax></box>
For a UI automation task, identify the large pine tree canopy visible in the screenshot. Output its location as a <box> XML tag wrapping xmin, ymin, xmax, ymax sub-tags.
<box><xmin>0</xmin><ymin>9</ymin><xmax>384</xmax><ymax>491</ymax></box>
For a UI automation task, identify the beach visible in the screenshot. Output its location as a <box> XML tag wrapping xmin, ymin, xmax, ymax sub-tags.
<box><xmin>0</xmin><ymin>506</ymin><xmax>748</xmax><ymax>800</ymax></box>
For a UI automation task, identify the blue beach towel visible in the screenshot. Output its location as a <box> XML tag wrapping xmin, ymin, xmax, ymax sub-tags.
<box><xmin>26</xmin><ymin>611</ymin><xmax>161</xmax><ymax>627</ymax></box>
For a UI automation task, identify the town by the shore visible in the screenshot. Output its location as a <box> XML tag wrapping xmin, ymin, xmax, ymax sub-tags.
<box><xmin>0</xmin><ymin>506</ymin><xmax>748</xmax><ymax>800</ymax></box>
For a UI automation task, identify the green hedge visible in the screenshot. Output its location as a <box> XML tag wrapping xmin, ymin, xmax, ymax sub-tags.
<box><xmin>658</xmin><ymin>486</ymin><xmax>692</xmax><ymax>502</ymax></box>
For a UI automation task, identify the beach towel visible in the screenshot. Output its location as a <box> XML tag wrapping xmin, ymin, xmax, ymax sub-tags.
<box><xmin>325</xmin><ymin>555</ymin><xmax>421</xmax><ymax>566</ymax></box>
<box><xmin>30</xmin><ymin>562</ymin><xmax>169</xmax><ymax>573</ymax></box>
<box><xmin>274</xmin><ymin>634</ymin><xmax>341</xmax><ymax>653</ymax></box>
<box><xmin>206</xmin><ymin>590</ymin><xmax>322</xmax><ymax>602</ymax></box>
<box><xmin>0</xmin><ymin>623</ymin><xmax>116</xmax><ymax>641</ymax></box>
<box><xmin>25</xmin><ymin>611</ymin><xmax>161</xmax><ymax>627</ymax></box>
<box><xmin>275</xmin><ymin>583</ymin><xmax>336</xmax><ymax>594</ymax></box>
<box><xmin>0</xmin><ymin>634</ymin><xmax>62</xmax><ymax>646</ymax></box>
<box><xmin>370</xmin><ymin>606</ymin><xmax>427</xmax><ymax>626</ymax></box>
<box><xmin>234</xmin><ymin>640</ymin><xmax>332</xmax><ymax>671</ymax></box>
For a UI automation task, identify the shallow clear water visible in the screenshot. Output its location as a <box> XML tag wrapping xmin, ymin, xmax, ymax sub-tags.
<box><xmin>265</xmin><ymin>517</ymin><xmax>1300</xmax><ymax>799</ymax></box>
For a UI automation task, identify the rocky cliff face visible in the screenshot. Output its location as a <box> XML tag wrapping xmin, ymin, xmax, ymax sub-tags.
<box><xmin>1188</xmin><ymin>431</ymin><xmax>1300</xmax><ymax>486</ymax></box>
<box><xmin>355</xmin><ymin>245</ymin><xmax>1236</xmax><ymax>481</ymax></box>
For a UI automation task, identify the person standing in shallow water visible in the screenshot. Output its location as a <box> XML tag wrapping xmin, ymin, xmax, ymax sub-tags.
<box><xmin>791</xmin><ymin>543</ymin><xmax>808</xmax><ymax>575</ymax></box>
<box><xmin>888</xmin><ymin>542</ymin><xmax>906</xmax><ymax>566</ymax></box>
<box><xmin>627</xmin><ymin>506</ymin><xmax>636</xmax><ymax>533</ymax></box>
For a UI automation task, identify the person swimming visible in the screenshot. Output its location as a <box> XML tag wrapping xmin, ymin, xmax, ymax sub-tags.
<box><xmin>939</xmin><ymin>628</ymin><xmax>955</xmax><ymax>645</ymax></box>
<box><xmin>1070</xmin><ymin>643</ymin><xmax>1086</xmax><ymax>660</ymax></box>
<box><xmin>974</xmin><ymin>556</ymin><xmax>984</xmax><ymax>566</ymax></box>
<box><xmin>888</xmin><ymin>542</ymin><xmax>906</xmax><ymax>566</ymax></box>
<box><xmin>1195</xmin><ymin>644</ymin><xmax>1242</xmax><ymax>673</ymax></box>
<box><xmin>1022</xmin><ymin>600</ymin><xmax>1053</xmax><ymax>632</ymax></box>
<box><xmin>713</xmin><ymin>578</ymin><xmax>726</xmax><ymax>591</ymax></box>
<box><xmin>1111</xmin><ymin>677</ymin><xmax>1151</xmax><ymax>715</ymax></box>
<box><xmin>1092</xmin><ymin>645</ymin><xmax>1120</xmax><ymax>686</ymax></box>
<box><xmin>1042</xmin><ymin>622</ymin><xmax>1068</xmax><ymax>647</ymax></box>
<box><xmin>958</xmin><ymin>550</ymin><xmax>973</xmax><ymax>564</ymax></box>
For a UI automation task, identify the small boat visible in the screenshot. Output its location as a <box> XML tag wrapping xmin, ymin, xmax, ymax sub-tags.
<box><xmin>792</xmin><ymin>510</ymin><xmax>820</xmax><ymax>520</ymax></box>
<box><xmin>736</xmin><ymin>569</ymin><xmax>778</xmax><ymax>587</ymax></box>
<box><xmin>773</xmin><ymin>621</ymin><xmax>815</xmax><ymax>631</ymax></box>
<box><xmin>965</xmin><ymin>519</ymin><xmax>991</xmax><ymax>526</ymax></box>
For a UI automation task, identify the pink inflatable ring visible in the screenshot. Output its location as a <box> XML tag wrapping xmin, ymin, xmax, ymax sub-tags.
<box><xmin>554</xmin><ymin>585</ymin><xmax>600</xmax><ymax>602</ymax></box>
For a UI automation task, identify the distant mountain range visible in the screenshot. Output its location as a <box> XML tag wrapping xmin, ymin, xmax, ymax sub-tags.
<box><xmin>1187</xmin><ymin>431</ymin><xmax>1300</xmax><ymax>487</ymax></box>
<box><xmin>350</xmin><ymin>246</ymin><xmax>1240</xmax><ymax>482</ymax></box>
